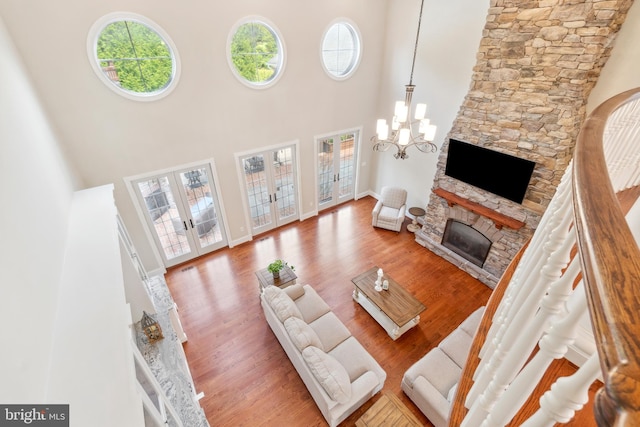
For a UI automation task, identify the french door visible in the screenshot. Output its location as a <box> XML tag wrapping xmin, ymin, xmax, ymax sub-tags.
<box><xmin>240</xmin><ymin>146</ymin><xmax>299</xmax><ymax>235</ymax></box>
<box><xmin>131</xmin><ymin>163</ymin><xmax>227</xmax><ymax>267</ymax></box>
<box><xmin>317</xmin><ymin>130</ymin><xmax>358</xmax><ymax>210</ymax></box>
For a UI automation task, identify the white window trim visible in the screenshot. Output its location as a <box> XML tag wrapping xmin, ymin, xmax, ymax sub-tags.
<box><xmin>87</xmin><ymin>12</ymin><xmax>181</xmax><ymax>101</ymax></box>
<box><xmin>320</xmin><ymin>18</ymin><xmax>362</xmax><ymax>81</ymax></box>
<box><xmin>226</xmin><ymin>15</ymin><xmax>287</xmax><ymax>90</ymax></box>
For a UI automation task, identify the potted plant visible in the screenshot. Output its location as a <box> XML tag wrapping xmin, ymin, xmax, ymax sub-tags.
<box><xmin>267</xmin><ymin>259</ymin><xmax>295</xmax><ymax>279</ymax></box>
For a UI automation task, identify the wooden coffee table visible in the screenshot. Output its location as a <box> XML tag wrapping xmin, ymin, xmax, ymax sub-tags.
<box><xmin>351</xmin><ymin>267</ymin><xmax>426</xmax><ymax>340</ymax></box>
<box><xmin>356</xmin><ymin>392</ymin><xmax>423</xmax><ymax>426</ymax></box>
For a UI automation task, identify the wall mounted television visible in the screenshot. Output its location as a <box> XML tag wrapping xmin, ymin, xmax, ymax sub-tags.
<box><xmin>444</xmin><ymin>139</ymin><xmax>536</xmax><ymax>204</ymax></box>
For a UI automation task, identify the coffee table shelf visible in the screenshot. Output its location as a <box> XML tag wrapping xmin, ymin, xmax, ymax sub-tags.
<box><xmin>351</xmin><ymin>267</ymin><xmax>426</xmax><ymax>340</ymax></box>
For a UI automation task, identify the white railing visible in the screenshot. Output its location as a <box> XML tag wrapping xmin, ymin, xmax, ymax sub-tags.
<box><xmin>452</xmin><ymin>88</ymin><xmax>640</xmax><ymax>426</ymax></box>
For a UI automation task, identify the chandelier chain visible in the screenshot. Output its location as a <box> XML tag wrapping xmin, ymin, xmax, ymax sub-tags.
<box><xmin>409</xmin><ymin>0</ymin><xmax>425</xmax><ymax>87</ymax></box>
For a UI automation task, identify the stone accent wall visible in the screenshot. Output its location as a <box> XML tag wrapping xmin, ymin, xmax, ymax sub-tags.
<box><xmin>417</xmin><ymin>0</ymin><xmax>633</xmax><ymax>287</ymax></box>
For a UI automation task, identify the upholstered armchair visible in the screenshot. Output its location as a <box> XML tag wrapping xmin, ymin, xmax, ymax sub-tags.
<box><xmin>372</xmin><ymin>186</ymin><xmax>408</xmax><ymax>232</ymax></box>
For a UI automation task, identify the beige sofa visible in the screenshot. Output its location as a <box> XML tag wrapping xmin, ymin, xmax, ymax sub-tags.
<box><xmin>401</xmin><ymin>307</ymin><xmax>485</xmax><ymax>427</ymax></box>
<box><xmin>261</xmin><ymin>284</ymin><xmax>386</xmax><ymax>427</ymax></box>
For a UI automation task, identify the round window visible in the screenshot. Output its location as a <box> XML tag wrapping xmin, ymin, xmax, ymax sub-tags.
<box><xmin>227</xmin><ymin>17</ymin><xmax>285</xmax><ymax>89</ymax></box>
<box><xmin>88</xmin><ymin>13</ymin><xmax>180</xmax><ymax>101</ymax></box>
<box><xmin>321</xmin><ymin>20</ymin><xmax>361</xmax><ymax>80</ymax></box>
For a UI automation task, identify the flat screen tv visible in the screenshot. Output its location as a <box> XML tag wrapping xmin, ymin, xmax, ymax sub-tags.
<box><xmin>444</xmin><ymin>139</ymin><xmax>535</xmax><ymax>204</ymax></box>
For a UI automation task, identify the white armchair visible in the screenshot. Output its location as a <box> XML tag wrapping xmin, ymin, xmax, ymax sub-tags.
<box><xmin>372</xmin><ymin>186</ymin><xmax>407</xmax><ymax>232</ymax></box>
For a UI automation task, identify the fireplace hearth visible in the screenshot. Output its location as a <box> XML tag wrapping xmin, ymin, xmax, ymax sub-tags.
<box><xmin>442</xmin><ymin>219</ymin><xmax>492</xmax><ymax>268</ymax></box>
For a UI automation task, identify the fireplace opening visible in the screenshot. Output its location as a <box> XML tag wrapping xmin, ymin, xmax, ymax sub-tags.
<box><xmin>442</xmin><ymin>219</ymin><xmax>492</xmax><ymax>267</ymax></box>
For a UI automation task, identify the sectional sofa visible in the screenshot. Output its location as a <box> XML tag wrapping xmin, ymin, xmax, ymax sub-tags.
<box><xmin>260</xmin><ymin>283</ymin><xmax>386</xmax><ymax>427</ymax></box>
<box><xmin>401</xmin><ymin>306</ymin><xmax>485</xmax><ymax>427</ymax></box>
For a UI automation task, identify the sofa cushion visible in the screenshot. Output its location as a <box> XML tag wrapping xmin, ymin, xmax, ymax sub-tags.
<box><xmin>403</xmin><ymin>348</ymin><xmax>461</xmax><ymax>397</ymax></box>
<box><xmin>284</xmin><ymin>317</ymin><xmax>323</xmax><ymax>352</ymax></box>
<box><xmin>309</xmin><ymin>312</ymin><xmax>351</xmax><ymax>352</ymax></box>
<box><xmin>293</xmin><ymin>285</ymin><xmax>332</xmax><ymax>323</ymax></box>
<box><xmin>379</xmin><ymin>206</ymin><xmax>400</xmax><ymax>222</ymax></box>
<box><xmin>328</xmin><ymin>336</ymin><xmax>377</xmax><ymax>382</ymax></box>
<box><xmin>302</xmin><ymin>346</ymin><xmax>352</xmax><ymax>404</ymax></box>
<box><xmin>438</xmin><ymin>328</ymin><xmax>474</xmax><ymax>369</ymax></box>
<box><xmin>269</xmin><ymin>292</ymin><xmax>303</xmax><ymax>323</ymax></box>
<box><xmin>459</xmin><ymin>306</ymin><xmax>485</xmax><ymax>337</ymax></box>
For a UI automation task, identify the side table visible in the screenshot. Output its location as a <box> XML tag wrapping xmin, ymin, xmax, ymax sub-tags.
<box><xmin>256</xmin><ymin>265</ymin><xmax>297</xmax><ymax>292</ymax></box>
<box><xmin>407</xmin><ymin>207</ymin><xmax>426</xmax><ymax>233</ymax></box>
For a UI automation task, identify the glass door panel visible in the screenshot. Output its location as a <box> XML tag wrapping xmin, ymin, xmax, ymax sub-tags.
<box><xmin>243</xmin><ymin>155</ymin><xmax>273</xmax><ymax>233</ymax></box>
<box><xmin>317</xmin><ymin>130</ymin><xmax>358</xmax><ymax>210</ymax></box>
<box><xmin>318</xmin><ymin>137</ymin><xmax>335</xmax><ymax>210</ymax></box>
<box><xmin>273</xmin><ymin>148</ymin><xmax>297</xmax><ymax>223</ymax></box>
<box><xmin>176</xmin><ymin>166</ymin><xmax>225</xmax><ymax>250</ymax></box>
<box><xmin>138</xmin><ymin>177</ymin><xmax>192</xmax><ymax>262</ymax></box>
<box><xmin>338</xmin><ymin>133</ymin><xmax>356</xmax><ymax>202</ymax></box>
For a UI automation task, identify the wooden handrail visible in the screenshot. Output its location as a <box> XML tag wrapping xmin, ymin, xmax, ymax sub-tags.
<box><xmin>573</xmin><ymin>88</ymin><xmax>640</xmax><ymax>426</ymax></box>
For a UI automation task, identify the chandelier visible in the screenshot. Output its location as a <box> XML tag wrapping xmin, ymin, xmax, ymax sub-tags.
<box><xmin>371</xmin><ymin>0</ymin><xmax>437</xmax><ymax>160</ymax></box>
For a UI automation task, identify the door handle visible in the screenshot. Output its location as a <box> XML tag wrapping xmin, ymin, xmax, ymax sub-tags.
<box><xmin>333</xmin><ymin>174</ymin><xmax>337</xmax><ymax>182</ymax></box>
<box><xmin>182</xmin><ymin>221</ymin><xmax>188</xmax><ymax>231</ymax></box>
<box><xmin>269</xmin><ymin>194</ymin><xmax>272</xmax><ymax>203</ymax></box>
<box><xmin>337</xmin><ymin>173</ymin><xmax>340</xmax><ymax>181</ymax></box>
<box><xmin>189</xmin><ymin>219</ymin><xmax>194</xmax><ymax>228</ymax></box>
<box><xmin>274</xmin><ymin>193</ymin><xmax>278</xmax><ymax>202</ymax></box>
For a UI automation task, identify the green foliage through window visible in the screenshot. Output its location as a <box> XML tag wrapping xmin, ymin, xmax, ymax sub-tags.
<box><xmin>230</xmin><ymin>22</ymin><xmax>279</xmax><ymax>84</ymax></box>
<box><xmin>97</xmin><ymin>21</ymin><xmax>173</xmax><ymax>93</ymax></box>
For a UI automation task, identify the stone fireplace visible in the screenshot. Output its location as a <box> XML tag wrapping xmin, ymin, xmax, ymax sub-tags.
<box><xmin>415</xmin><ymin>0</ymin><xmax>633</xmax><ymax>288</ymax></box>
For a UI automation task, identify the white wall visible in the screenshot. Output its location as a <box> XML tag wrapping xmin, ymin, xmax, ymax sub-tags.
<box><xmin>0</xmin><ymin>16</ymin><xmax>78</xmax><ymax>401</ymax></box>
<box><xmin>587</xmin><ymin>1</ymin><xmax>640</xmax><ymax>112</ymax></box>
<box><xmin>370</xmin><ymin>0</ymin><xmax>489</xmax><ymax>209</ymax></box>
<box><xmin>0</xmin><ymin>0</ymin><xmax>387</xmax><ymax>271</ymax></box>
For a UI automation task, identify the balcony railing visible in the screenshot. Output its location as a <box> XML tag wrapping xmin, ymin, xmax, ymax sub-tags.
<box><xmin>449</xmin><ymin>88</ymin><xmax>640</xmax><ymax>426</ymax></box>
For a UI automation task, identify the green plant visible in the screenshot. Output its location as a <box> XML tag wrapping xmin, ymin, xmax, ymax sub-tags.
<box><xmin>267</xmin><ymin>259</ymin><xmax>295</xmax><ymax>274</ymax></box>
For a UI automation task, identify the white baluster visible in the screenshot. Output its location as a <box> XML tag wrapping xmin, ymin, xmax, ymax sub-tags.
<box><xmin>483</xmin><ymin>279</ymin><xmax>587</xmax><ymax>426</ymax></box>
<box><xmin>520</xmin><ymin>352</ymin><xmax>601</xmax><ymax>427</ymax></box>
<box><xmin>465</xmin><ymin>172</ymin><xmax>574</xmax><ymax>418</ymax></box>
<box><xmin>475</xmin><ymin>166</ymin><xmax>573</xmax><ymax>370</ymax></box>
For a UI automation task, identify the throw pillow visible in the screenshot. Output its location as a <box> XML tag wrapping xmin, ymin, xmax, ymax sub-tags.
<box><xmin>263</xmin><ymin>285</ymin><xmax>285</xmax><ymax>304</ymax></box>
<box><xmin>270</xmin><ymin>292</ymin><xmax>303</xmax><ymax>322</ymax></box>
<box><xmin>302</xmin><ymin>346</ymin><xmax>351</xmax><ymax>404</ymax></box>
<box><xmin>284</xmin><ymin>317</ymin><xmax>323</xmax><ymax>352</ymax></box>
<box><xmin>283</xmin><ymin>283</ymin><xmax>305</xmax><ymax>300</ymax></box>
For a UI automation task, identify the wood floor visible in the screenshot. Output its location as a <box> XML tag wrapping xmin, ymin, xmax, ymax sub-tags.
<box><xmin>164</xmin><ymin>196</ymin><xmax>592</xmax><ymax>426</ymax></box>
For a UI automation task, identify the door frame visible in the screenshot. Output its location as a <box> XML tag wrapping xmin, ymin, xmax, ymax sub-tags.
<box><xmin>124</xmin><ymin>158</ymin><xmax>231</xmax><ymax>269</ymax></box>
<box><xmin>314</xmin><ymin>126</ymin><xmax>363</xmax><ymax>212</ymax></box>
<box><xmin>234</xmin><ymin>140</ymin><xmax>302</xmax><ymax>239</ymax></box>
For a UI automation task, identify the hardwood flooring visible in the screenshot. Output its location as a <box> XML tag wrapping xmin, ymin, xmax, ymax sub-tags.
<box><xmin>164</xmin><ymin>196</ymin><xmax>593</xmax><ymax>426</ymax></box>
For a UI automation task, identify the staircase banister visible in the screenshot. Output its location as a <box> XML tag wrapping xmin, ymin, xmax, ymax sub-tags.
<box><xmin>573</xmin><ymin>87</ymin><xmax>640</xmax><ymax>426</ymax></box>
<box><xmin>448</xmin><ymin>240</ymin><xmax>529</xmax><ymax>426</ymax></box>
